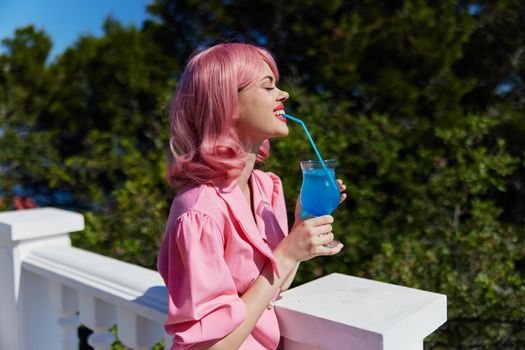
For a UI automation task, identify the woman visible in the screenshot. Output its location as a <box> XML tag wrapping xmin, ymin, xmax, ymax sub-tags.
<box><xmin>157</xmin><ymin>43</ymin><xmax>346</xmax><ymax>350</ymax></box>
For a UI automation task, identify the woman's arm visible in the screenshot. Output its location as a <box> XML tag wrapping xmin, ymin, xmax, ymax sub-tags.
<box><xmin>204</xmin><ymin>258</ymin><xmax>293</xmax><ymax>350</ymax></box>
<box><xmin>280</xmin><ymin>262</ymin><xmax>299</xmax><ymax>291</ymax></box>
<box><xmin>206</xmin><ymin>179</ymin><xmax>348</xmax><ymax>349</ymax></box>
<box><xmin>279</xmin><ymin>179</ymin><xmax>347</xmax><ymax>293</ymax></box>
<box><xmin>276</xmin><ymin>179</ymin><xmax>347</xmax><ymax>292</ymax></box>
<box><xmin>205</xmin><ymin>215</ymin><xmax>341</xmax><ymax>350</ymax></box>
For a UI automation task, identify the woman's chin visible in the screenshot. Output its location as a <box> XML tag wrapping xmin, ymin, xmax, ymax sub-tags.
<box><xmin>273</xmin><ymin>126</ymin><xmax>289</xmax><ymax>138</ymax></box>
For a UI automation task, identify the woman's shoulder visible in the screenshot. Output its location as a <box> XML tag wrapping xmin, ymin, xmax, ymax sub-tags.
<box><xmin>252</xmin><ymin>169</ymin><xmax>285</xmax><ymax>206</ymax></box>
<box><xmin>169</xmin><ymin>183</ymin><xmax>228</xmax><ymax>225</ymax></box>
<box><xmin>253</xmin><ymin>169</ymin><xmax>283</xmax><ymax>192</ymax></box>
<box><xmin>253</xmin><ymin>169</ymin><xmax>282</xmax><ymax>185</ymax></box>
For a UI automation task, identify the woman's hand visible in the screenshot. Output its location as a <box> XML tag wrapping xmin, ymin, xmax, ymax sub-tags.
<box><xmin>337</xmin><ymin>178</ymin><xmax>347</xmax><ymax>204</ymax></box>
<box><xmin>276</xmin><ymin>178</ymin><xmax>347</xmax><ymax>275</ymax></box>
<box><xmin>273</xmin><ymin>214</ymin><xmax>342</xmax><ymax>274</ymax></box>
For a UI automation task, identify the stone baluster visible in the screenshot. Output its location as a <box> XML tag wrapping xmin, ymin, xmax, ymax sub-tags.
<box><xmin>164</xmin><ymin>333</ymin><xmax>173</xmax><ymax>350</ymax></box>
<box><xmin>116</xmin><ymin>307</ymin><xmax>164</xmax><ymax>349</ymax></box>
<box><xmin>164</xmin><ymin>332</ymin><xmax>173</xmax><ymax>350</ymax></box>
<box><xmin>79</xmin><ymin>293</ymin><xmax>116</xmax><ymax>350</ymax></box>
<box><xmin>49</xmin><ymin>281</ymin><xmax>80</xmax><ymax>350</ymax></box>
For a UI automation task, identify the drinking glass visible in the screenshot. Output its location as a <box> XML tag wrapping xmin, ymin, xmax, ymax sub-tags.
<box><xmin>300</xmin><ymin>159</ymin><xmax>341</xmax><ymax>248</ymax></box>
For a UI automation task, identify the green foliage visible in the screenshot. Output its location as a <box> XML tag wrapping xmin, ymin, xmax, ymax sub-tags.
<box><xmin>0</xmin><ymin>20</ymin><xmax>176</xmax><ymax>266</ymax></box>
<box><xmin>1</xmin><ymin>1</ymin><xmax>525</xmax><ymax>348</ymax></box>
<box><xmin>267</xmin><ymin>88</ymin><xmax>525</xmax><ymax>348</ymax></box>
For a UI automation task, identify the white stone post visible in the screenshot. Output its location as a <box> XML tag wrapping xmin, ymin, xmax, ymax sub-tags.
<box><xmin>275</xmin><ymin>273</ymin><xmax>447</xmax><ymax>350</ymax></box>
<box><xmin>0</xmin><ymin>207</ymin><xmax>84</xmax><ymax>350</ymax></box>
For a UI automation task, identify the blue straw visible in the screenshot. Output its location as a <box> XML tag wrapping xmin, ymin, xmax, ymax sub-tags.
<box><xmin>283</xmin><ymin>113</ymin><xmax>339</xmax><ymax>191</ymax></box>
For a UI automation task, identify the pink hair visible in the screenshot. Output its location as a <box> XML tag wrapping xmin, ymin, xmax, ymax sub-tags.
<box><xmin>167</xmin><ymin>43</ymin><xmax>278</xmax><ymax>188</ymax></box>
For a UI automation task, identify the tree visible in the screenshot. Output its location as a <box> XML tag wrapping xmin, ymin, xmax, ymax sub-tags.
<box><xmin>0</xmin><ymin>20</ymin><xmax>178</xmax><ymax>267</ymax></box>
<box><xmin>0</xmin><ymin>26</ymin><xmax>62</xmax><ymax>210</ymax></box>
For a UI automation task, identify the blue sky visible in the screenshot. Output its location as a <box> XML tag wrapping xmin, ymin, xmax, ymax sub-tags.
<box><xmin>0</xmin><ymin>0</ymin><xmax>151</xmax><ymax>61</ymax></box>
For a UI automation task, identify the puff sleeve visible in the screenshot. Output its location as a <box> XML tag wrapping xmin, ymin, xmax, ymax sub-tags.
<box><xmin>157</xmin><ymin>210</ymin><xmax>246</xmax><ymax>349</ymax></box>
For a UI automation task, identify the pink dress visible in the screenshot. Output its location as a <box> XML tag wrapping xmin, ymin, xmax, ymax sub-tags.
<box><xmin>157</xmin><ymin>170</ymin><xmax>289</xmax><ymax>349</ymax></box>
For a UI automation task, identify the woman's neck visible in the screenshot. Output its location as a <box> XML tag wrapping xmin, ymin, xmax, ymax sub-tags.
<box><xmin>237</xmin><ymin>153</ymin><xmax>256</xmax><ymax>195</ymax></box>
<box><xmin>237</xmin><ymin>140</ymin><xmax>261</xmax><ymax>199</ymax></box>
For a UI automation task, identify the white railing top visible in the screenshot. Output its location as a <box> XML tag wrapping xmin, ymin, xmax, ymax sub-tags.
<box><xmin>23</xmin><ymin>244</ymin><xmax>168</xmax><ymax>323</ymax></box>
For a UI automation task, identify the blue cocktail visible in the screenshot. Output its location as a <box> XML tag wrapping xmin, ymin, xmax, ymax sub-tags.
<box><xmin>283</xmin><ymin>112</ymin><xmax>342</xmax><ymax>248</ymax></box>
<box><xmin>300</xmin><ymin>159</ymin><xmax>340</xmax><ymax>217</ymax></box>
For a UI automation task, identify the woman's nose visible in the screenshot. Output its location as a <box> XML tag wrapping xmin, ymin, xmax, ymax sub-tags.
<box><xmin>278</xmin><ymin>89</ymin><xmax>289</xmax><ymax>102</ymax></box>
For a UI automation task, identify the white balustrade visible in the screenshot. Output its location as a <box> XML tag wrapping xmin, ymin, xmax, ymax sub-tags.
<box><xmin>0</xmin><ymin>208</ymin><xmax>168</xmax><ymax>350</ymax></box>
<box><xmin>23</xmin><ymin>242</ymin><xmax>169</xmax><ymax>350</ymax></box>
<box><xmin>0</xmin><ymin>207</ymin><xmax>447</xmax><ymax>350</ymax></box>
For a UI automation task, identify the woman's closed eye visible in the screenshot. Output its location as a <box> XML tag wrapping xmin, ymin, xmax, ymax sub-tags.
<box><xmin>265</xmin><ymin>86</ymin><xmax>276</xmax><ymax>91</ymax></box>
